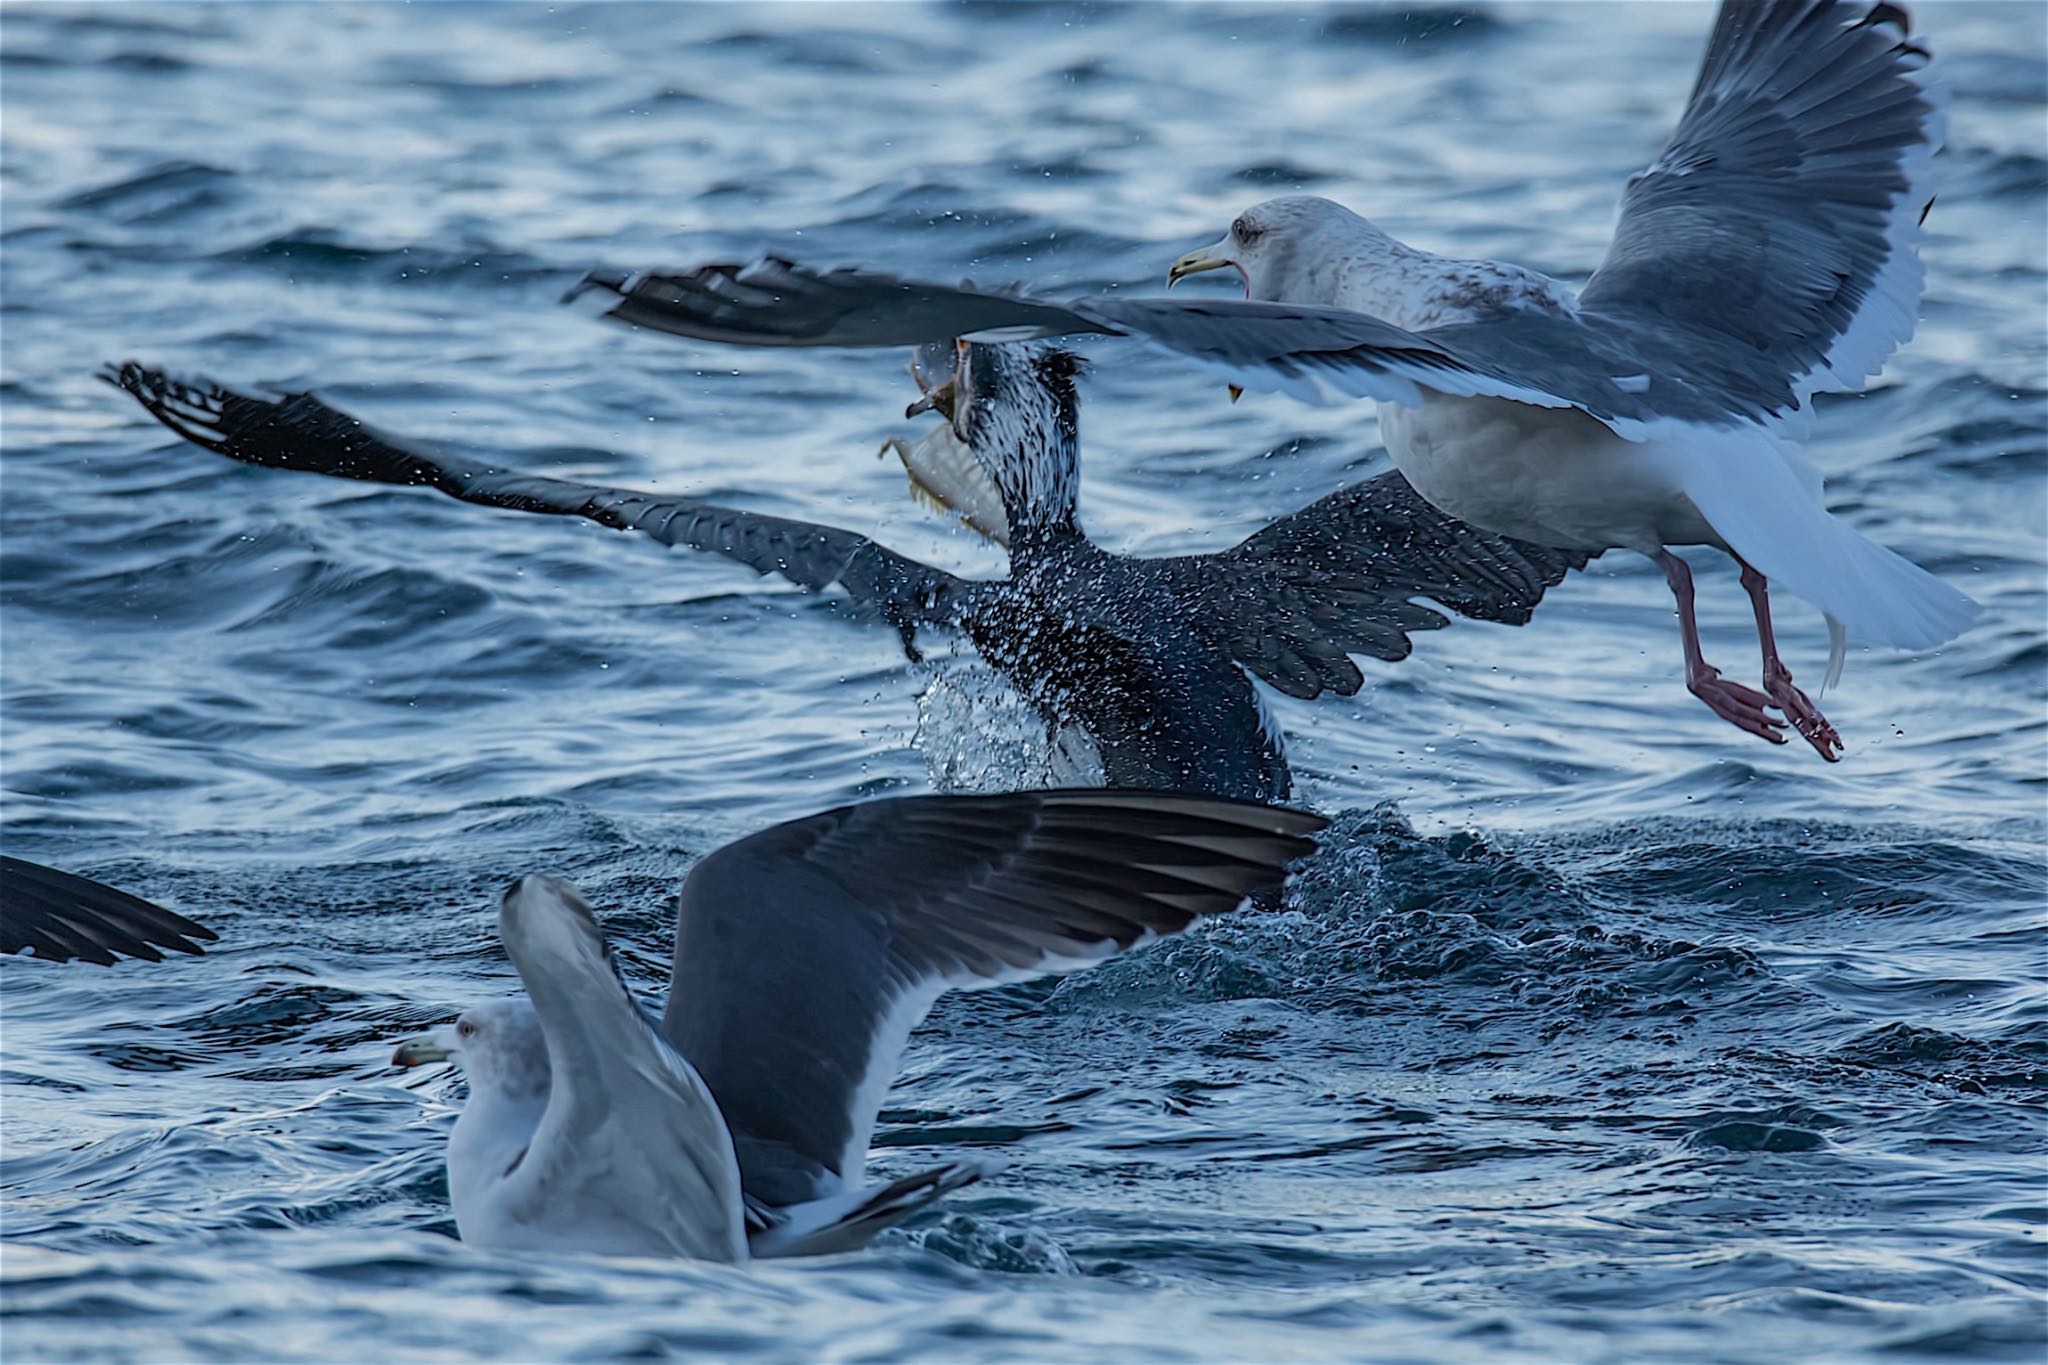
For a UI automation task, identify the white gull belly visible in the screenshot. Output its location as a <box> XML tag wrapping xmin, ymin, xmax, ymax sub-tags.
<box><xmin>1378</xmin><ymin>395</ymin><xmax>1718</xmax><ymax>557</ymax></box>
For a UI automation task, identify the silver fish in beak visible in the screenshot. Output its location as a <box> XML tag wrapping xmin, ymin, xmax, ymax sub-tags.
<box><xmin>883</xmin><ymin>343</ymin><xmax>1011</xmax><ymax>547</ymax></box>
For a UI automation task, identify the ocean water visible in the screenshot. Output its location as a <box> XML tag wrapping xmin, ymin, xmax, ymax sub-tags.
<box><xmin>2</xmin><ymin>2</ymin><xmax>2043</xmax><ymax>1360</ymax></box>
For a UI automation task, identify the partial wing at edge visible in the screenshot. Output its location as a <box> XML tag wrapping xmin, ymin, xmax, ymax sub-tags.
<box><xmin>1</xmin><ymin>857</ymin><xmax>216</xmax><ymax>966</ymax></box>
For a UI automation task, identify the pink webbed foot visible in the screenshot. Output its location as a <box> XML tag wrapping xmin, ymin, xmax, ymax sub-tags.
<box><xmin>1764</xmin><ymin>660</ymin><xmax>1842</xmax><ymax>762</ymax></box>
<box><xmin>1687</xmin><ymin>666</ymin><xmax>1787</xmax><ymax>746</ymax></box>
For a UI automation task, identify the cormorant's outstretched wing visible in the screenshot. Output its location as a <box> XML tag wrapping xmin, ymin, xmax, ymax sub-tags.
<box><xmin>1149</xmin><ymin>471</ymin><xmax>1593</xmax><ymax>700</ymax></box>
<box><xmin>662</xmin><ymin>789</ymin><xmax>1325</xmax><ymax>1208</ymax></box>
<box><xmin>1</xmin><ymin>858</ymin><xmax>216</xmax><ymax>966</ymax></box>
<box><xmin>101</xmin><ymin>364</ymin><xmax>974</xmax><ymax>649</ymax></box>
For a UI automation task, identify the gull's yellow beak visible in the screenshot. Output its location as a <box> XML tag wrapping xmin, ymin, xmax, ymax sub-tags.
<box><xmin>1167</xmin><ymin>247</ymin><xmax>1234</xmax><ymax>289</ymax></box>
<box><xmin>392</xmin><ymin>1029</ymin><xmax>454</xmax><ymax>1068</ymax></box>
<box><xmin>1169</xmin><ymin>242</ymin><xmax>1244</xmax><ymax>404</ymax></box>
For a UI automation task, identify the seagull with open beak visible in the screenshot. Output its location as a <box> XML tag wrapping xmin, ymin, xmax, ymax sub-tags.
<box><xmin>1168</xmin><ymin>232</ymin><xmax>1249</xmax><ymax>296</ymax></box>
<box><xmin>1168</xmin><ymin>232</ymin><xmax>1248</xmax><ymax>402</ymax></box>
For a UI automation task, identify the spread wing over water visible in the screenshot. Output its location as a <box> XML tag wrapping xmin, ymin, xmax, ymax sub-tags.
<box><xmin>569</xmin><ymin>259</ymin><xmax>1633</xmax><ymax>421</ymax></box>
<box><xmin>102</xmin><ymin>363</ymin><xmax>975</xmax><ymax>648</ymax></box>
<box><xmin>569</xmin><ymin>0</ymin><xmax>1938</xmax><ymax>449</ymax></box>
<box><xmin>1150</xmin><ymin>471</ymin><xmax>1594</xmax><ymax>700</ymax></box>
<box><xmin>659</xmin><ymin>789</ymin><xmax>1325</xmax><ymax>1207</ymax></box>
<box><xmin>1</xmin><ymin>857</ymin><xmax>216</xmax><ymax>966</ymax></box>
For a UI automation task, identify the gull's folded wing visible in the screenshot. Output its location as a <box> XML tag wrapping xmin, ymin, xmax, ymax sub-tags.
<box><xmin>660</xmin><ymin>789</ymin><xmax>1325</xmax><ymax>1208</ymax></box>
<box><xmin>1</xmin><ymin>857</ymin><xmax>216</xmax><ymax>966</ymax></box>
<box><xmin>745</xmin><ymin>1159</ymin><xmax>982</xmax><ymax>1259</ymax></box>
<box><xmin>102</xmin><ymin>363</ymin><xmax>973</xmax><ymax>642</ymax></box>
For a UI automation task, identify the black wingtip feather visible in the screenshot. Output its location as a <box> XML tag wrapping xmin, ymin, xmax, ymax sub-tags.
<box><xmin>1</xmin><ymin>858</ymin><xmax>216</xmax><ymax>966</ymax></box>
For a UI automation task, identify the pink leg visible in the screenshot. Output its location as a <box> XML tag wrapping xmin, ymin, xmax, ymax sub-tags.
<box><xmin>1739</xmin><ymin>561</ymin><xmax>1843</xmax><ymax>762</ymax></box>
<box><xmin>1655</xmin><ymin>550</ymin><xmax>1786</xmax><ymax>746</ymax></box>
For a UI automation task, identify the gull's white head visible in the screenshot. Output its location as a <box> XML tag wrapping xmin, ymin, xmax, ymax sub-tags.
<box><xmin>1168</xmin><ymin>195</ymin><xmax>1398</xmax><ymax>303</ymax></box>
<box><xmin>389</xmin><ymin>875</ymin><xmax>598</xmax><ymax>1100</ymax></box>
<box><xmin>392</xmin><ymin>997</ymin><xmax>549</xmax><ymax>1105</ymax></box>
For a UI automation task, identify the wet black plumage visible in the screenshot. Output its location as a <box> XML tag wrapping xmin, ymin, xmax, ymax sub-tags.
<box><xmin>104</xmin><ymin>351</ymin><xmax>1584</xmax><ymax>802</ymax></box>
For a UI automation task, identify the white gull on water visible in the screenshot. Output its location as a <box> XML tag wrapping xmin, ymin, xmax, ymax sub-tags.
<box><xmin>393</xmin><ymin>789</ymin><xmax>1323</xmax><ymax>1262</ymax></box>
<box><xmin>567</xmin><ymin>0</ymin><xmax>1975</xmax><ymax>763</ymax></box>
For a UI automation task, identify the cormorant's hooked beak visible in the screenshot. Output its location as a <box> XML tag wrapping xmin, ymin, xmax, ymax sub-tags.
<box><xmin>1167</xmin><ymin>243</ymin><xmax>1245</xmax><ymax>402</ymax></box>
<box><xmin>904</xmin><ymin>378</ymin><xmax>956</xmax><ymax>422</ymax></box>
<box><xmin>392</xmin><ymin>1028</ymin><xmax>455</xmax><ymax>1068</ymax></box>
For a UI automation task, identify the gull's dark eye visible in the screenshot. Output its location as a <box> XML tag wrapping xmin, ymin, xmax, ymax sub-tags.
<box><xmin>458</xmin><ymin>1021</ymin><xmax>476</xmax><ymax>1039</ymax></box>
<box><xmin>1232</xmin><ymin>216</ymin><xmax>1262</xmax><ymax>245</ymax></box>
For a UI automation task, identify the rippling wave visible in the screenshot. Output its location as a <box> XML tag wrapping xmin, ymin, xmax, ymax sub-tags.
<box><xmin>3</xmin><ymin>2</ymin><xmax>2043</xmax><ymax>1360</ymax></box>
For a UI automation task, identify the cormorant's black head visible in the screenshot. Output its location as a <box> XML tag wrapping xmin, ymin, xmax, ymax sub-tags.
<box><xmin>899</xmin><ymin>340</ymin><xmax>1083</xmax><ymax>543</ymax></box>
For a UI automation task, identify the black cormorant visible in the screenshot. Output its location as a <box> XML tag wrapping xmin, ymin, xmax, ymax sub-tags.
<box><xmin>104</xmin><ymin>351</ymin><xmax>1580</xmax><ymax>801</ymax></box>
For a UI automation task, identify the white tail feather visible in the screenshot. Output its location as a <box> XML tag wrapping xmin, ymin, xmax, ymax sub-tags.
<box><xmin>1676</xmin><ymin>432</ymin><xmax>1977</xmax><ymax>658</ymax></box>
<box><xmin>1822</xmin><ymin>615</ymin><xmax>1847</xmax><ymax>697</ymax></box>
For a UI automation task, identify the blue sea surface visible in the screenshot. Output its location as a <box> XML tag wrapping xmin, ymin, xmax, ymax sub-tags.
<box><xmin>2</xmin><ymin>3</ymin><xmax>2043</xmax><ymax>1360</ymax></box>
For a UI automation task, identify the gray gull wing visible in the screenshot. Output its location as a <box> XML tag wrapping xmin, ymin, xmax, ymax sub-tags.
<box><xmin>496</xmin><ymin>874</ymin><xmax>748</xmax><ymax>1262</ymax></box>
<box><xmin>569</xmin><ymin>0</ymin><xmax>1940</xmax><ymax>446</ymax></box>
<box><xmin>1577</xmin><ymin>0</ymin><xmax>1940</xmax><ymax>404</ymax></box>
<box><xmin>566</xmin><ymin>260</ymin><xmax>1770</xmax><ymax>434</ymax></box>
<box><xmin>659</xmin><ymin>789</ymin><xmax>1325</xmax><ymax>1206</ymax></box>
<box><xmin>567</xmin><ymin>259</ymin><xmax>1620</xmax><ymax>422</ymax></box>
<box><xmin>1</xmin><ymin>857</ymin><xmax>216</xmax><ymax>966</ymax></box>
<box><xmin>101</xmin><ymin>363</ymin><xmax>974</xmax><ymax>642</ymax></box>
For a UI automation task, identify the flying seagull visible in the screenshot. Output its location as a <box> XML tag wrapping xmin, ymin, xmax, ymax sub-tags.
<box><xmin>105</xmin><ymin>356</ymin><xmax>1577</xmax><ymax>802</ymax></box>
<box><xmin>562</xmin><ymin>0</ymin><xmax>1972</xmax><ymax>762</ymax></box>
<box><xmin>391</xmin><ymin>787</ymin><xmax>1326</xmax><ymax>1260</ymax></box>
<box><xmin>1</xmin><ymin>857</ymin><xmax>217</xmax><ymax>966</ymax></box>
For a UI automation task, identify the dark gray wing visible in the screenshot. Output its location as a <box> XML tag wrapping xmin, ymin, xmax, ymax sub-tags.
<box><xmin>1</xmin><ymin>858</ymin><xmax>216</xmax><ymax>966</ymax></box>
<box><xmin>572</xmin><ymin>0</ymin><xmax>1941</xmax><ymax>454</ymax></box>
<box><xmin>573</xmin><ymin>264</ymin><xmax>1099</xmax><ymax>349</ymax></box>
<box><xmin>1578</xmin><ymin>1</ymin><xmax>1940</xmax><ymax>404</ymax></box>
<box><xmin>1148</xmin><ymin>471</ymin><xmax>1594</xmax><ymax>700</ymax></box>
<box><xmin>659</xmin><ymin>789</ymin><xmax>1325</xmax><ymax>1206</ymax></box>
<box><xmin>566</xmin><ymin>261</ymin><xmax>1653</xmax><ymax>422</ymax></box>
<box><xmin>101</xmin><ymin>363</ymin><xmax>974</xmax><ymax>642</ymax></box>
